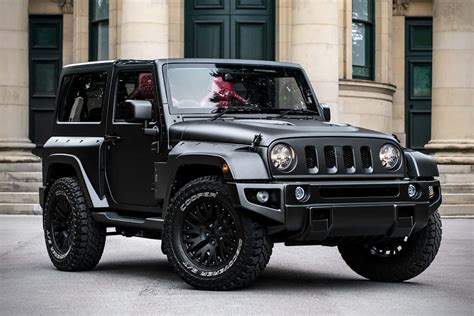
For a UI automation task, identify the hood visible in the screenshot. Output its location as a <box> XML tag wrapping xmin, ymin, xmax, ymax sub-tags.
<box><xmin>168</xmin><ymin>118</ymin><xmax>395</xmax><ymax>147</ymax></box>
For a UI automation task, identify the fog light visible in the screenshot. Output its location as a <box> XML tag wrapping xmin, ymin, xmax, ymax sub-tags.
<box><xmin>295</xmin><ymin>186</ymin><xmax>306</xmax><ymax>202</ymax></box>
<box><xmin>408</xmin><ymin>184</ymin><xmax>418</xmax><ymax>199</ymax></box>
<box><xmin>256</xmin><ymin>191</ymin><xmax>269</xmax><ymax>203</ymax></box>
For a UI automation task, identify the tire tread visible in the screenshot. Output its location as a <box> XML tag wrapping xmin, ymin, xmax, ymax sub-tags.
<box><xmin>44</xmin><ymin>177</ymin><xmax>106</xmax><ymax>271</ymax></box>
<box><xmin>338</xmin><ymin>211</ymin><xmax>442</xmax><ymax>282</ymax></box>
<box><xmin>163</xmin><ymin>176</ymin><xmax>273</xmax><ymax>290</ymax></box>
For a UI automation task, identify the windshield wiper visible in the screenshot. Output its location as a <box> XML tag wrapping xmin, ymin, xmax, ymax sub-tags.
<box><xmin>210</xmin><ymin>106</ymin><xmax>262</xmax><ymax>121</ymax></box>
<box><xmin>276</xmin><ymin>109</ymin><xmax>319</xmax><ymax>119</ymax></box>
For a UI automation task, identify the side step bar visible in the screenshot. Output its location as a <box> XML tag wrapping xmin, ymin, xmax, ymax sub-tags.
<box><xmin>93</xmin><ymin>212</ymin><xmax>164</xmax><ymax>231</ymax></box>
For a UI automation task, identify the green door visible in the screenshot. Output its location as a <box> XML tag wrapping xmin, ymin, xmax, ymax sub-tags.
<box><xmin>185</xmin><ymin>0</ymin><xmax>274</xmax><ymax>60</ymax></box>
<box><xmin>405</xmin><ymin>18</ymin><xmax>432</xmax><ymax>151</ymax></box>
<box><xmin>29</xmin><ymin>15</ymin><xmax>63</xmax><ymax>146</ymax></box>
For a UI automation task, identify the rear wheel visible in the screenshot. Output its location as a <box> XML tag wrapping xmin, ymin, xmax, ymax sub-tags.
<box><xmin>338</xmin><ymin>210</ymin><xmax>442</xmax><ymax>282</ymax></box>
<box><xmin>43</xmin><ymin>177</ymin><xmax>106</xmax><ymax>271</ymax></box>
<box><xmin>163</xmin><ymin>176</ymin><xmax>273</xmax><ymax>290</ymax></box>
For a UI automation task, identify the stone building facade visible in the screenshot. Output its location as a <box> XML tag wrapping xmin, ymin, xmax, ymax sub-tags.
<box><xmin>0</xmin><ymin>0</ymin><xmax>472</xmax><ymax>214</ymax></box>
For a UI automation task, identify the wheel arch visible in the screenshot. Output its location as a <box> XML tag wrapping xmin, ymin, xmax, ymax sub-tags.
<box><xmin>44</xmin><ymin>154</ymin><xmax>109</xmax><ymax>208</ymax></box>
<box><xmin>159</xmin><ymin>155</ymin><xmax>231</xmax><ymax>216</ymax></box>
<box><xmin>158</xmin><ymin>142</ymin><xmax>270</xmax><ymax>217</ymax></box>
<box><xmin>404</xmin><ymin>149</ymin><xmax>439</xmax><ymax>178</ymax></box>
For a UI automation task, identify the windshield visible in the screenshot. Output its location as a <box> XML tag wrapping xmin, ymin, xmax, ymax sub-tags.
<box><xmin>163</xmin><ymin>63</ymin><xmax>319</xmax><ymax>115</ymax></box>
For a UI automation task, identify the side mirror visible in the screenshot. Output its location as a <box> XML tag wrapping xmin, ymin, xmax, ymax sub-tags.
<box><xmin>123</xmin><ymin>100</ymin><xmax>153</xmax><ymax>123</ymax></box>
<box><xmin>321</xmin><ymin>103</ymin><xmax>331</xmax><ymax>122</ymax></box>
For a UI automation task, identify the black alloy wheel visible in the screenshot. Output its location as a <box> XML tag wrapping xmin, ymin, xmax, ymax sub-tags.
<box><xmin>367</xmin><ymin>236</ymin><xmax>408</xmax><ymax>258</ymax></box>
<box><xmin>338</xmin><ymin>210</ymin><xmax>442</xmax><ymax>282</ymax></box>
<box><xmin>163</xmin><ymin>176</ymin><xmax>273</xmax><ymax>290</ymax></box>
<box><xmin>181</xmin><ymin>200</ymin><xmax>240</xmax><ymax>270</ymax></box>
<box><xmin>43</xmin><ymin>177</ymin><xmax>106</xmax><ymax>271</ymax></box>
<box><xmin>50</xmin><ymin>196</ymin><xmax>74</xmax><ymax>256</ymax></box>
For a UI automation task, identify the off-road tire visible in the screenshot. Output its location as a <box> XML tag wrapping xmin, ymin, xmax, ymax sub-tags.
<box><xmin>43</xmin><ymin>177</ymin><xmax>106</xmax><ymax>271</ymax></box>
<box><xmin>338</xmin><ymin>210</ymin><xmax>442</xmax><ymax>282</ymax></box>
<box><xmin>163</xmin><ymin>176</ymin><xmax>273</xmax><ymax>290</ymax></box>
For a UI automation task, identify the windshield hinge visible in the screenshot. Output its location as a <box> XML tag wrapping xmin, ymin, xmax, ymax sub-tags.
<box><xmin>249</xmin><ymin>134</ymin><xmax>262</xmax><ymax>152</ymax></box>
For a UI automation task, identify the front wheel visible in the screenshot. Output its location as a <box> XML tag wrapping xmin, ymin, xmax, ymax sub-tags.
<box><xmin>163</xmin><ymin>176</ymin><xmax>273</xmax><ymax>290</ymax></box>
<box><xmin>338</xmin><ymin>210</ymin><xmax>442</xmax><ymax>282</ymax></box>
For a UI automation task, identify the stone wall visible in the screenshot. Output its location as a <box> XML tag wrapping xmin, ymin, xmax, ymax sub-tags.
<box><xmin>339</xmin><ymin>80</ymin><xmax>396</xmax><ymax>133</ymax></box>
<box><xmin>1</xmin><ymin>0</ymin><xmax>471</xmax><ymax>215</ymax></box>
<box><xmin>0</xmin><ymin>0</ymin><xmax>33</xmax><ymax>160</ymax></box>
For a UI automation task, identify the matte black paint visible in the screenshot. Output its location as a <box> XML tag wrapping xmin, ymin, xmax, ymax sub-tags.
<box><xmin>168</xmin><ymin>118</ymin><xmax>397</xmax><ymax>147</ymax></box>
<box><xmin>404</xmin><ymin>149</ymin><xmax>439</xmax><ymax>178</ymax></box>
<box><xmin>36</xmin><ymin>58</ymin><xmax>442</xmax><ymax>244</ymax></box>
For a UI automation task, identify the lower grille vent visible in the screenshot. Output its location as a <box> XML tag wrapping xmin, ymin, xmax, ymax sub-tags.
<box><xmin>320</xmin><ymin>186</ymin><xmax>399</xmax><ymax>198</ymax></box>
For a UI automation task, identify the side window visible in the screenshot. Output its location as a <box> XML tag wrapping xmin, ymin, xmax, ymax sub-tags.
<box><xmin>58</xmin><ymin>71</ymin><xmax>107</xmax><ymax>122</ymax></box>
<box><xmin>114</xmin><ymin>71</ymin><xmax>155</xmax><ymax>121</ymax></box>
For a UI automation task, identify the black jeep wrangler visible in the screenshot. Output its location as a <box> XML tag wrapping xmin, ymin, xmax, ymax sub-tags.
<box><xmin>35</xmin><ymin>59</ymin><xmax>442</xmax><ymax>290</ymax></box>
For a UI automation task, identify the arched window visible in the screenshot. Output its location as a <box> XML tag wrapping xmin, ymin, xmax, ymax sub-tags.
<box><xmin>352</xmin><ymin>0</ymin><xmax>374</xmax><ymax>80</ymax></box>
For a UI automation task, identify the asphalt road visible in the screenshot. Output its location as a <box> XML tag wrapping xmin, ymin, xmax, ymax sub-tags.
<box><xmin>1</xmin><ymin>215</ymin><xmax>473</xmax><ymax>315</ymax></box>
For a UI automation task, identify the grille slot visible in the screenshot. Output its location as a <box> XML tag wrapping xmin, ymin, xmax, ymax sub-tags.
<box><xmin>360</xmin><ymin>146</ymin><xmax>373</xmax><ymax>172</ymax></box>
<box><xmin>324</xmin><ymin>146</ymin><xmax>337</xmax><ymax>173</ymax></box>
<box><xmin>305</xmin><ymin>146</ymin><xmax>318</xmax><ymax>173</ymax></box>
<box><xmin>342</xmin><ymin>146</ymin><xmax>355</xmax><ymax>172</ymax></box>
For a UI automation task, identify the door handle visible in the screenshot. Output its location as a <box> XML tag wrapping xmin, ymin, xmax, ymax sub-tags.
<box><xmin>143</xmin><ymin>126</ymin><xmax>160</xmax><ymax>137</ymax></box>
<box><xmin>104</xmin><ymin>135</ymin><xmax>122</xmax><ymax>145</ymax></box>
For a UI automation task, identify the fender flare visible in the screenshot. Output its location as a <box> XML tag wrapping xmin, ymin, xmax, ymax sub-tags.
<box><xmin>158</xmin><ymin>141</ymin><xmax>270</xmax><ymax>216</ymax></box>
<box><xmin>404</xmin><ymin>149</ymin><xmax>439</xmax><ymax>178</ymax></box>
<box><xmin>45</xmin><ymin>154</ymin><xmax>109</xmax><ymax>208</ymax></box>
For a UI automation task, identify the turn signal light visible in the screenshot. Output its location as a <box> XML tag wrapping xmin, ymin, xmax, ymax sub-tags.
<box><xmin>221</xmin><ymin>163</ymin><xmax>229</xmax><ymax>174</ymax></box>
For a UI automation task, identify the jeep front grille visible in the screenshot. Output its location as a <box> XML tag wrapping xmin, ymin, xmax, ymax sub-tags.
<box><xmin>271</xmin><ymin>137</ymin><xmax>404</xmax><ymax>178</ymax></box>
<box><xmin>302</xmin><ymin>144</ymin><xmax>375</xmax><ymax>175</ymax></box>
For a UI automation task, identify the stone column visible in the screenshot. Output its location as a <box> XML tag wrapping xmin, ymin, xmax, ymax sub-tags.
<box><xmin>117</xmin><ymin>0</ymin><xmax>168</xmax><ymax>59</ymax></box>
<box><xmin>291</xmin><ymin>0</ymin><xmax>339</xmax><ymax>121</ymax></box>
<box><xmin>0</xmin><ymin>0</ymin><xmax>36</xmax><ymax>162</ymax></box>
<box><xmin>73</xmin><ymin>0</ymin><xmax>89</xmax><ymax>63</ymax></box>
<box><xmin>168</xmin><ymin>0</ymin><xmax>184</xmax><ymax>58</ymax></box>
<box><xmin>392</xmin><ymin>1</ymin><xmax>408</xmax><ymax>146</ymax></box>
<box><xmin>426</xmin><ymin>0</ymin><xmax>474</xmax><ymax>164</ymax></box>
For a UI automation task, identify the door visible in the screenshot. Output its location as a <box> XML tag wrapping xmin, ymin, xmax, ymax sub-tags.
<box><xmin>185</xmin><ymin>0</ymin><xmax>274</xmax><ymax>60</ymax></box>
<box><xmin>105</xmin><ymin>66</ymin><xmax>162</xmax><ymax>208</ymax></box>
<box><xmin>29</xmin><ymin>15</ymin><xmax>62</xmax><ymax>146</ymax></box>
<box><xmin>405</xmin><ymin>18</ymin><xmax>432</xmax><ymax>151</ymax></box>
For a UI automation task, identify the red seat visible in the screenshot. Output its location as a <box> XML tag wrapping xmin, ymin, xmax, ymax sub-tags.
<box><xmin>129</xmin><ymin>73</ymin><xmax>155</xmax><ymax>101</ymax></box>
<box><xmin>204</xmin><ymin>76</ymin><xmax>247</xmax><ymax>107</ymax></box>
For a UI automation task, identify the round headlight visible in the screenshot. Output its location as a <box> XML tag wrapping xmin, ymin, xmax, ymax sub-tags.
<box><xmin>271</xmin><ymin>144</ymin><xmax>296</xmax><ymax>171</ymax></box>
<box><xmin>379</xmin><ymin>144</ymin><xmax>401</xmax><ymax>170</ymax></box>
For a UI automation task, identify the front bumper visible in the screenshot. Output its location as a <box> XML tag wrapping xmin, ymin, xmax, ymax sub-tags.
<box><xmin>231</xmin><ymin>179</ymin><xmax>441</xmax><ymax>243</ymax></box>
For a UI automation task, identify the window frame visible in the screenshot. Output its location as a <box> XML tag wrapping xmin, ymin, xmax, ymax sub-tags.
<box><xmin>56</xmin><ymin>71</ymin><xmax>108</xmax><ymax>125</ymax></box>
<box><xmin>162</xmin><ymin>63</ymin><xmax>319</xmax><ymax>115</ymax></box>
<box><xmin>112</xmin><ymin>67</ymin><xmax>159</xmax><ymax>125</ymax></box>
<box><xmin>352</xmin><ymin>0</ymin><xmax>375</xmax><ymax>80</ymax></box>
<box><xmin>89</xmin><ymin>0</ymin><xmax>109</xmax><ymax>62</ymax></box>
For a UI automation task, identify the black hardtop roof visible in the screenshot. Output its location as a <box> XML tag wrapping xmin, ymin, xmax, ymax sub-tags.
<box><xmin>63</xmin><ymin>58</ymin><xmax>303</xmax><ymax>70</ymax></box>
